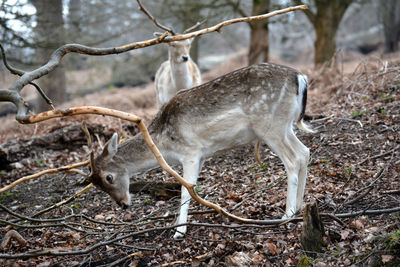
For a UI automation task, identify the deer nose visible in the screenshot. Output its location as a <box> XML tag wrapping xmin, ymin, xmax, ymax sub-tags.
<box><xmin>182</xmin><ymin>55</ymin><xmax>189</xmax><ymax>62</ymax></box>
<box><xmin>120</xmin><ymin>202</ymin><xmax>129</xmax><ymax>209</ymax></box>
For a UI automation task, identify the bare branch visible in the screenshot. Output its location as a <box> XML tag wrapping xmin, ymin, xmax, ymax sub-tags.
<box><xmin>0</xmin><ymin>44</ymin><xmax>55</xmax><ymax>109</ymax></box>
<box><xmin>165</xmin><ymin>5</ymin><xmax>308</xmax><ymax>42</ymax></box>
<box><xmin>183</xmin><ymin>19</ymin><xmax>207</xmax><ymax>34</ymax></box>
<box><xmin>136</xmin><ymin>0</ymin><xmax>176</xmax><ymax>35</ymax></box>
<box><xmin>1</xmin><ymin>5</ymin><xmax>306</xmax><ymax>119</ymax></box>
<box><xmin>0</xmin><ymin>161</ymin><xmax>89</xmax><ymax>194</ymax></box>
<box><xmin>0</xmin><ymin>230</ymin><xmax>27</xmax><ymax>249</ymax></box>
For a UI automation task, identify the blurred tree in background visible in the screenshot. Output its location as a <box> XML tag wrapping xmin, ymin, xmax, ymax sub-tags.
<box><xmin>294</xmin><ymin>0</ymin><xmax>354</xmax><ymax>66</ymax></box>
<box><xmin>0</xmin><ymin>0</ymin><xmax>396</xmax><ymax>113</ymax></box>
<box><xmin>248</xmin><ymin>0</ymin><xmax>270</xmax><ymax>65</ymax></box>
<box><xmin>31</xmin><ymin>0</ymin><xmax>67</xmax><ymax>112</ymax></box>
<box><xmin>379</xmin><ymin>0</ymin><xmax>400</xmax><ymax>53</ymax></box>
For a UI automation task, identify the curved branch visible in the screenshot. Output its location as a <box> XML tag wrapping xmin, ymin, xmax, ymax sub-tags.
<box><xmin>165</xmin><ymin>5</ymin><xmax>307</xmax><ymax>42</ymax></box>
<box><xmin>13</xmin><ymin>106</ymin><xmax>294</xmax><ymax>225</ymax></box>
<box><xmin>2</xmin><ymin>5</ymin><xmax>307</xmax><ymax>119</ymax></box>
<box><xmin>10</xmin><ymin>32</ymin><xmax>169</xmax><ymax>95</ymax></box>
<box><xmin>136</xmin><ymin>0</ymin><xmax>176</xmax><ymax>35</ymax></box>
<box><xmin>0</xmin><ymin>43</ymin><xmax>24</xmax><ymax>76</ymax></box>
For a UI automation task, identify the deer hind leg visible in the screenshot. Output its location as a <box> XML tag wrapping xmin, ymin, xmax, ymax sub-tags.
<box><xmin>256</xmin><ymin>127</ymin><xmax>309</xmax><ymax>218</ymax></box>
<box><xmin>287</xmin><ymin>132</ymin><xmax>310</xmax><ymax>212</ymax></box>
<box><xmin>173</xmin><ymin>156</ymin><xmax>202</xmax><ymax>239</ymax></box>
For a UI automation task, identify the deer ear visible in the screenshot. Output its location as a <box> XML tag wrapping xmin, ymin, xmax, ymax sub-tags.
<box><xmin>102</xmin><ymin>132</ymin><xmax>118</xmax><ymax>159</ymax></box>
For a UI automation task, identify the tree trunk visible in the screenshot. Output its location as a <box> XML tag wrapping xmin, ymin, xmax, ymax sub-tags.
<box><xmin>380</xmin><ymin>0</ymin><xmax>400</xmax><ymax>53</ymax></box>
<box><xmin>248</xmin><ymin>0</ymin><xmax>269</xmax><ymax>65</ymax></box>
<box><xmin>299</xmin><ymin>0</ymin><xmax>353</xmax><ymax>67</ymax></box>
<box><xmin>32</xmin><ymin>0</ymin><xmax>67</xmax><ymax>112</ymax></box>
<box><xmin>314</xmin><ymin>12</ymin><xmax>338</xmax><ymax>66</ymax></box>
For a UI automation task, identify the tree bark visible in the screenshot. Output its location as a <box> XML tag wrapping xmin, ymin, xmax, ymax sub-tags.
<box><xmin>300</xmin><ymin>203</ymin><xmax>326</xmax><ymax>256</ymax></box>
<box><xmin>248</xmin><ymin>0</ymin><xmax>270</xmax><ymax>65</ymax></box>
<box><xmin>297</xmin><ymin>0</ymin><xmax>353</xmax><ymax>66</ymax></box>
<box><xmin>32</xmin><ymin>0</ymin><xmax>67</xmax><ymax>112</ymax></box>
<box><xmin>380</xmin><ymin>0</ymin><xmax>400</xmax><ymax>53</ymax></box>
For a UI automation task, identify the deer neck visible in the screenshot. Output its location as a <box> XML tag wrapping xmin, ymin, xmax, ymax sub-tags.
<box><xmin>113</xmin><ymin>134</ymin><xmax>178</xmax><ymax>176</ymax></box>
<box><xmin>169</xmin><ymin>58</ymin><xmax>192</xmax><ymax>90</ymax></box>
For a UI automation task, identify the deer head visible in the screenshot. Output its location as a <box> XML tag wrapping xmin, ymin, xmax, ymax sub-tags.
<box><xmin>154</xmin><ymin>32</ymin><xmax>192</xmax><ymax>64</ymax></box>
<box><xmin>88</xmin><ymin>133</ymin><xmax>131</xmax><ymax>208</ymax></box>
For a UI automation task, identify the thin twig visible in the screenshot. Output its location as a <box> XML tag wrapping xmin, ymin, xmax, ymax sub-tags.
<box><xmin>32</xmin><ymin>183</ymin><xmax>93</xmax><ymax>218</ymax></box>
<box><xmin>358</xmin><ymin>145</ymin><xmax>400</xmax><ymax>165</ymax></box>
<box><xmin>136</xmin><ymin>0</ymin><xmax>176</xmax><ymax>35</ymax></box>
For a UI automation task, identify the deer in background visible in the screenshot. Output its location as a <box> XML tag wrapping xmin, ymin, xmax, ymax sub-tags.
<box><xmin>154</xmin><ymin>34</ymin><xmax>202</xmax><ymax>108</ymax></box>
<box><xmin>88</xmin><ymin>62</ymin><xmax>314</xmax><ymax>239</ymax></box>
<box><xmin>135</xmin><ymin>0</ymin><xmax>202</xmax><ymax>108</ymax></box>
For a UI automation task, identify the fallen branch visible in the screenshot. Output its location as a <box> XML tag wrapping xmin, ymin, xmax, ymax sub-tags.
<box><xmin>0</xmin><ymin>161</ymin><xmax>89</xmax><ymax>194</ymax></box>
<box><xmin>31</xmin><ymin>183</ymin><xmax>93</xmax><ymax>218</ymax></box>
<box><xmin>358</xmin><ymin>145</ymin><xmax>400</xmax><ymax>165</ymax></box>
<box><xmin>382</xmin><ymin>189</ymin><xmax>400</xmax><ymax>195</ymax></box>
<box><xmin>0</xmin><ymin>230</ymin><xmax>27</xmax><ymax>249</ymax></box>
<box><xmin>2</xmin><ymin>204</ymin><xmax>400</xmax><ymax>259</ymax></box>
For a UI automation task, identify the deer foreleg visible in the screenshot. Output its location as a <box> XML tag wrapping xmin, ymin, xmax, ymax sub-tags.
<box><xmin>173</xmin><ymin>156</ymin><xmax>201</xmax><ymax>239</ymax></box>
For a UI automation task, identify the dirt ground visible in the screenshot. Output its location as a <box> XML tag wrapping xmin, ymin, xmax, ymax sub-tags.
<box><xmin>0</xmin><ymin>51</ymin><xmax>399</xmax><ymax>266</ymax></box>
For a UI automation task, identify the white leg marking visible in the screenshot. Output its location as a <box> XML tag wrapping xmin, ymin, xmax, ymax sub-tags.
<box><xmin>173</xmin><ymin>157</ymin><xmax>201</xmax><ymax>239</ymax></box>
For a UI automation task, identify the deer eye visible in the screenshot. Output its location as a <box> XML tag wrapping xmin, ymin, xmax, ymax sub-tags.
<box><xmin>105</xmin><ymin>174</ymin><xmax>114</xmax><ymax>184</ymax></box>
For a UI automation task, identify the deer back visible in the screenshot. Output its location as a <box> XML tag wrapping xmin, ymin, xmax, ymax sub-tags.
<box><xmin>150</xmin><ymin>63</ymin><xmax>303</xmax><ymax>150</ymax></box>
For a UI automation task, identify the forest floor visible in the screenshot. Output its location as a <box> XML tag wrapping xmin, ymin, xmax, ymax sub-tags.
<box><xmin>0</xmin><ymin>51</ymin><xmax>399</xmax><ymax>266</ymax></box>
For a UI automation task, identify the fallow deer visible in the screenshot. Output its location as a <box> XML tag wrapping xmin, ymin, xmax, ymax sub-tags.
<box><xmin>89</xmin><ymin>63</ymin><xmax>314</xmax><ymax>239</ymax></box>
<box><xmin>154</xmin><ymin>35</ymin><xmax>201</xmax><ymax>108</ymax></box>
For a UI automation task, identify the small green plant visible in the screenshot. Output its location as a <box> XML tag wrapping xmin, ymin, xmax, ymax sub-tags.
<box><xmin>0</xmin><ymin>170</ymin><xmax>5</xmax><ymax>174</ymax></box>
<box><xmin>388</xmin><ymin>230</ymin><xmax>400</xmax><ymax>248</ymax></box>
<box><xmin>70</xmin><ymin>202</ymin><xmax>82</xmax><ymax>209</ymax></box>
<box><xmin>194</xmin><ymin>185</ymin><xmax>202</xmax><ymax>194</ymax></box>
<box><xmin>298</xmin><ymin>254</ymin><xmax>315</xmax><ymax>267</ymax></box>
<box><xmin>378</xmin><ymin>92</ymin><xmax>395</xmax><ymax>103</ymax></box>
<box><xmin>143</xmin><ymin>196</ymin><xmax>150</xmax><ymax>204</ymax></box>
<box><xmin>251</xmin><ymin>163</ymin><xmax>268</xmax><ymax>172</ymax></box>
<box><xmin>344</xmin><ymin>166</ymin><xmax>354</xmax><ymax>178</ymax></box>
<box><xmin>351</xmin><ymin>110</ymin><xmax>366</xmax><ymax>118</ymax></box>
<box><xmin>0</xmin><ymin>191</ymin><xmax>19</xmax><ymax>201</ymax></box>
<box><xmin>35</xmin><ymin>158</ymin><xmax>46</xmax><ymax>167</ymax></box>
<box><xmin>319</xmin><ymin>158</ymin><xmax>328</xmax><ymax>163</ymax></box>
<box><xmin>380</xmin><ymin>109</ymin><xmax>388</xmax><ymax>114</ymax></box>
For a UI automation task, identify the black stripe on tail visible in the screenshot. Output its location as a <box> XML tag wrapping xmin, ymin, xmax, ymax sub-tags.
<box><xmin>299</xmin><ymin>80</ymin><xmax>307</xmax><ymax>121</ymax></box>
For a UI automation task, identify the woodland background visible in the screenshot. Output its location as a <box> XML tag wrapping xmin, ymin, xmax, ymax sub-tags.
<box><xmin>0</xmin><ymin>0</ymin><xmax>399</xmax><ymax>266</ymax></box>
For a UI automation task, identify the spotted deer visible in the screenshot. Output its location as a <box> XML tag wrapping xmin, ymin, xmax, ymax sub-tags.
<box><xmin>89</xmin><ymin>63</ymin><xmax>314</xmax><ymax>239</ymax></box>
<box><xmin>154</xmin><ymin>34</ymin><xmax>201</xmax><ymax>108</ymax></box>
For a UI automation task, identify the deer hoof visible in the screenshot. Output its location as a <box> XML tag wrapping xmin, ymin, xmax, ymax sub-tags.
<box><xmin>173</xmin><ymin>231</ymin><xmax>185</xmax><ymax>240</ymax></box>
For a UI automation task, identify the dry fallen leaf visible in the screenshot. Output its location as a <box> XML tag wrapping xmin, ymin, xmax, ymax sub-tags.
<box><xmin>265</xmin><ymin>242</ymin><xmax>278</xmax><ymax>256</ymax></box>
<box><xmin>381</xmin><ymin>254</ymin><xmax>394</xmax><ymax>263</ymax></box>
<box><xmin>350</xmin><ymin>219</ymin><xmax>364</xmax><ymax>229</ymax></box>
<box><xmin>340</xmin><ymin>230</ymin><xmax>350</xmax><ymax>240</ymax></box>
